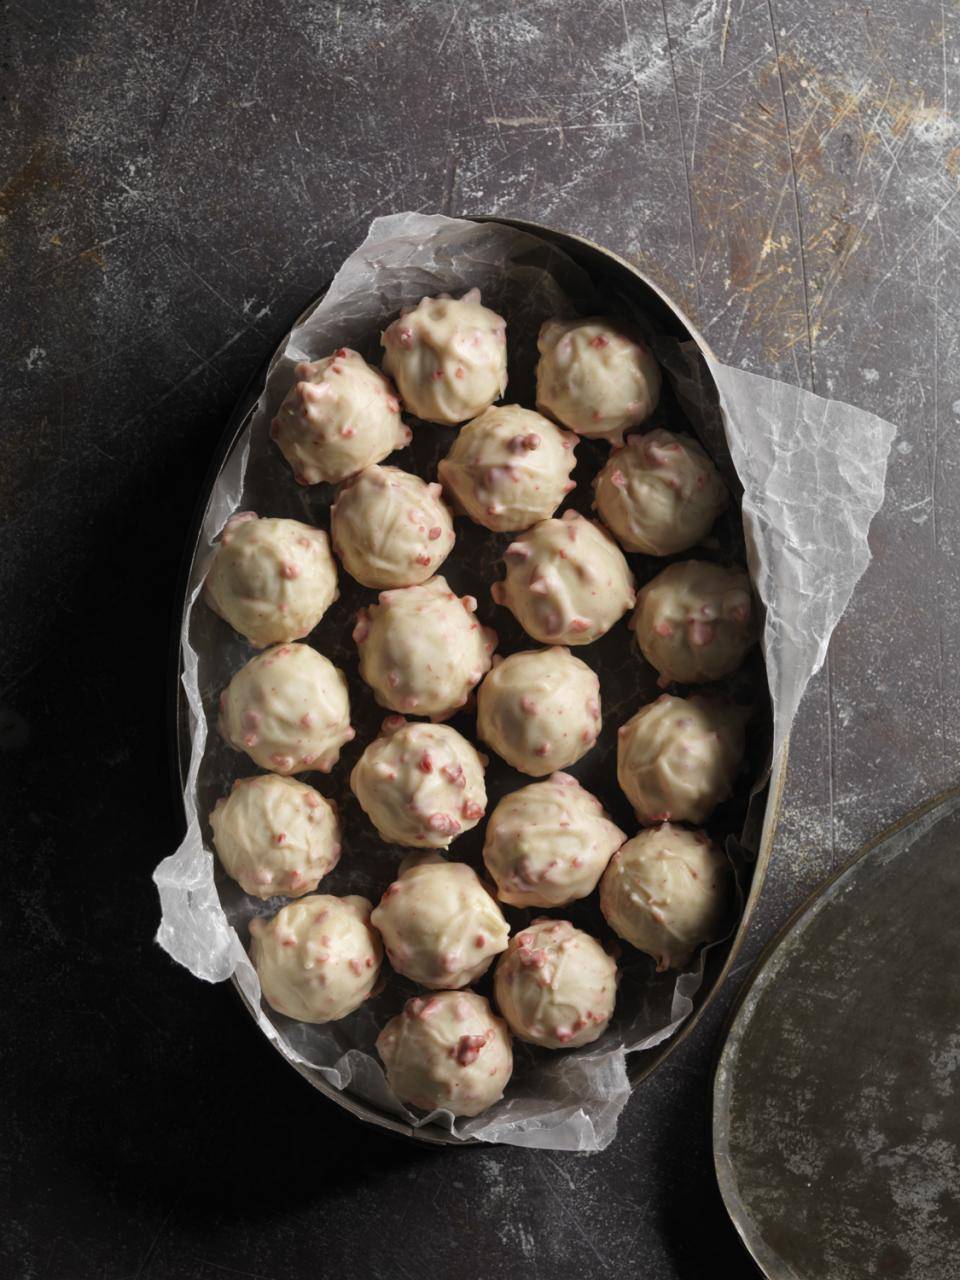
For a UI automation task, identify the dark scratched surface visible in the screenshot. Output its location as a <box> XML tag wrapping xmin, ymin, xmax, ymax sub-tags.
<box><xmin>2</xmin><ymin>2</ymin><xmax>958</xmax><ymax>1277</ymax></box>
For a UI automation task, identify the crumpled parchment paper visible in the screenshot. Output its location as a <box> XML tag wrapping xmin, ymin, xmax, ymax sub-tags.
<box><xmin>153</xmin><ymin>213</ymin><xmax>896</xmax><ymax>1152</ymax></box>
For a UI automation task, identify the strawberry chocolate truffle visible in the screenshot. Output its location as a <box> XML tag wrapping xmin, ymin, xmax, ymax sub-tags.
<box><xmin>377</xmin><ymin>990</ymin><xmax>513</xmax><ymax>1117</ymax></box>
<box><xmin>380</xmin><ymin>289</ymin><xmax>508</xmax><ymax>425</ymax></box>
<box><xmin>249</xmin><ymin>894</ymin><xmax>382</xmax><ymax>1023</ymax></box>
<box><xmin>210</xmin><ymin>774</ymin><xmax>340</xmax><ymax>900</ymax></box>
<box><xmin>204</xmin><ymin>513</ymin><xmax>338</xmax><ymax>648</ymax></box>
<box><xmin>595</xmin><ymin>428</ymin><xmax>728</xmax><ymax>556</ymax></box>
<box><xmin>633</xmin><ymin>561</ymin><xmax>756</xmax><ymax>685</ymax></box>
<box><xmin>330</xmin><ymin>465</ymin><xmax>455</xmax><ymax>589</ymax></box>
<box><xmin>477</xmin><ymin>647</ymin><xmax>601</xmax><ymax>777</ymax></box>
<box><xmin>219</xmin><ymin>643</ymin><xmax>353</xmax><ymax>774</ymax></box>
<box><xmin>372</xmin><ymin>855</ymin><xmax>509</xmax><ymax>989</ymax></box>
<box><xmin>491</xmin><ymin>510</ymin><xmax>635</xmax><ymax>647</ymax></box>
<box><xmin>494</xmin><ymin>919</ymin><xmax>617</xmax><ymax>1049</ymax></box>
<box><xmin>350</xmin><ymin>718</ymin><xmax>486</xmax><ymax>849</ymax></box>
<box><xmin>271</xmin><ymin>348</ymin><xmax>410</xmax><ymax>486</ymax></box>
<box><xmin>483</xmin><ymin>772</ymin><xmax>625</xmax><ymax>908</ymax></box>
<box><xmin>617</xmin><ymin>694</ymin><xmax>746</xmax><ymax>825</ymax></box>
<box><xmin>437</xmin><ymin>404</ymin><xmax>577</xmax><ymax>532</ymax></box>
<box><xmin>354</xmin><ymin>575</ymin><xmax>496</xmax><ymax>719</ymax></box>
<box><xmin>535</xmin><ymin>316</ymin><xmax>662</xmax><ymax>444</ymax></box>
<box><xmin>600</xmin><ymin>824</ymin><xmax>729</xmax><ymax>971</ymax></box>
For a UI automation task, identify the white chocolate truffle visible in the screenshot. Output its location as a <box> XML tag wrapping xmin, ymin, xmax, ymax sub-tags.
<box><xmin>437</xmin><ymin>405</ymin><xmax>577</xmax><ymax>532</ymax></box>
<box><xmin>617</xmin><ymin>694</ymin><xmax>746</xmax><ymax>825</ymax></box>
<box><xmin>633</xmin><ymin>561</ymin><xmax>756</xmax><ymax>685</ymax></box>
<box><xmin>377</xmin><ymin>990</ymin><xmax>513</xmax><ymax>1117</ymax></box>
<box><xmin>210</xmin><ymin>774</ymin><xmax>341</xmax><ymax>900</ymax></box>
<box><xmin>219</xmin><ymin>643</ymin><xmax>354</xmax><ymax>774</ymax></box>
<box><xmin>350</xmin><ymin>718</ymin><xmax>487</xmax><ymax>848</ymax></box>
<box><xmin>595</xmin><ymin>428</ymin><xmax>728</xmax><ymax>555</ymax></box>
<box><xmin>204</xmin><ymin>513</ymin><xmax>338</xmax><ymax>648</ymax></box>
<box><xmin>492</xmin><ymin>511</ymin><xmax>636</xmax><ymax>646</ymax></box>
<box><xmin>536</xmin><ymin>317</ymin><xmax>662</xmax><ymax>444</ymax></box>
<box><xmin>270</xmin><ymin>348</ymin><xmax>411</xmax><ymax>485</ymax></box>
<box><xmin>354</xmin><ymin>576</ymin><xmax>497</xmax><ymax>719</ymax></box>
<box><xmin>477</xmin><ymin>647</ymin><xmax>601</xmax><ymax>777</ymax></box>
<box><xmin>249</xmin><ymin>894</ymin><xmax>382</xmax><ymax>1023</ymax></box>
<box><xmin>494</xmin><ymin>919</ymin><xmax>617</xmax><ymax>1049</ymax></box>
<box><xmin>330</xmin><ymin>465</ymin><xmax>455</xmax><ymax>588</ymax></box>
<box><xmin>372</xmin><ymin>856</ymin><xmax>509</xmax><ymax>989</ymax></box>
<box><xmin>600</xmin><ymin>824</ymin><xmax>729</xmax><ymax>970</ymax></box>
<box><xmin>380</xmin><ymin>289</ymin><xmax>508</xmax><ymax>425</ymax></box>
<box><xmin>483</xmin><ymin>772</ymin><xmax>625</xmax><ymax>908</ymax></box>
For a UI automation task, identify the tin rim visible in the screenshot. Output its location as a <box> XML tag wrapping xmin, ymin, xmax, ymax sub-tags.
<box><xmin>170</xmin><ymin>214</ymin><xmax>786</xmax><ymax>1146</ymax></box>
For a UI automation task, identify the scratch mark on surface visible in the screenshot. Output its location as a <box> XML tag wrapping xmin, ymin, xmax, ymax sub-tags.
<box><xmin>658</xmin><ymin>0</ymin><xmax>701</xmax><ymax>318</ymax></box>
<box><xmin>619</xmin><ymin>0</ymin><xmax>647</xmax><ymax>146</ymax></box>
<box><xmin>437</xmin><ymin>0</ymin><xmax>466</xmax><ymax>54</ymax></box>
<box><xmin>484</xmin><ymin>115</ymin><xmax>558</xmax><ymax>127</ymax></box>
<box><xmin>720</xmin><ymin>0</ymin><xmax>733</xmax><ymax>66</ymax></box>
<box><xmin>767</xmin><ymin>1</ymin><xmax>815</xmax><ymax>388</ymax></box>
<box><xmin>470</xmin><ymin>25</ymin><xmax>505</xmax><ymax>151</ymax></box>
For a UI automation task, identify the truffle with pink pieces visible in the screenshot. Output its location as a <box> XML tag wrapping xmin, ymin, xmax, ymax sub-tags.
<box><xmin>330</xmin><ymin>465</ymin><xmax>455</xmax><ymax>589</ymax></box>
<box><xmin>204</xmin><ymin>512</ymin><xmax>338</xmax><ymax>648</ymax></box>
<box><xmin>249</xmin><ymin>894</ymin><xmax>382</xmax><ymax>1023</ymax></box>
<box><xmin>476</xmin><ymin>646</ymin><xmax>601</xmax><ymax>777</ymax></box>
<box><xmin>594</xmin><ymin>428</ymin><xmax>728</xmax><ymax>556</ymax></box>
<box><xmin>617</xmin><ymin>693</ymin><xmax>747</xmax><ymax>825</ymax></box>
<box><xmin>633</xmin><ymin>560</ymin><xmax>756</xmax><ymax>686</ymax></box>
<box><xmin>535</xmin><ymin>316</ymin><xmax>662</xmax><ymax>444</ymax></box>
<box><xmin>210</xmin><ymin>773</ymin><xmax>340</xmax><ymax>900</ymax></box>
<box><xmin>380</xmin><ymin>288</ymin><xmax>508</xmax><ymax>425</ymax></box>
<box><xmin>377</xmin><ymin>990</ymin><xmax>513</xmax><ymax>1117</ymax></box>
<box><xmin>437</xmin><ymin>404</ymin><xmax>577</xmax><ymax>532</ymax></box>
<box><xmin>483</xmin><ymin>772</ymin><xmax>625</xmax><ymax>908</ymax></box>
<box><xmin>270</xmin><ymin>348</ymin><xmax>410</xmax><ymax>485</ymax></box>
<box><xmin>218</xmin><ymin>642</ymin><xmax>354</xmax><ymax>775</ymax></box>
<box><xmin>491</xmin><ymin>510</ymin><xmax>636</xmax><ymax>647</ymax></box>
<box><xmin>354</xmin><ymin>575</ymin><xmax>497</xmax><ymax>719</ymax></box>
<box><xmin>371</xmin><ymin>853</ymin><xmax>509</xmax><ymax>989</ymax></box>
<box><xmin>349</xmin><ymin>717</ymin><xmax>487</xmax><ymax>849</ymax></box>
<box><xmin>494</xmin><ymin>919</ymin><xmax>618</xmax><ymax>1050</ymax></box>
<box><xmin>600</xmin><ymin>823</ymin><xmax>730</xmax><ymax>971</ymax></box>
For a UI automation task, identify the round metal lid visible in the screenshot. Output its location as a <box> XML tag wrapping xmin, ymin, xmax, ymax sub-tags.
<box><xmin>714</xmin><ymin>785</ymin><xmax>960</xmax><ymax>1279</ymax></box>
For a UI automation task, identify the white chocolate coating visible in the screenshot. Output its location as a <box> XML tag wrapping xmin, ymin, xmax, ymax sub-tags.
<box><xmin>249</xmin><ymin>894</ymin><xmax>382</xmax><ymax>1023</ymax></box>
<box><xmin>270</xmin><ymin>348</ymin><xmax>410</xmax><ymax>485</ymax></box>
<box><xmin>492</xmin><ymin>511</ymin><xmax>635</xmax><ymax>646</ymax></box>
<box><xmin>494</xmin><ymin>919</ymin><xmax>617</xmax><ymax>1049</ymax></box>
<box><xmin>377</xmin><ymin>990</ymin><xmax>513</xmax><ymax>1117</ymax></box>
<box><xmin>330</xmin><ymin>465</ymin><xmax>455</xmax><ymax>588</ymax></box>
<box><xmin>381</xmin><ymin>289</ymin><xmax>508</xmax><ymax>425</ymax></box>
<box><xmin>354</xmin><ymin>576</ymin><xmax>497</xmax><ymax>719</ymax></box>
<box><xmin>219</xmin><ymin>643</ymin><xmax>354</xmax><ymax>774</ymax></box>
<box><xmin>633</xmin><ymin>560</ymin><xmax>756</xmax><ymax>685</ymax></box>
<box><xmin>594</xmin><ymin>428</ymin><xmax>728</xmax><ymax>555</ymax></box>
<box><xmin>204</xmin><ymin>513</ymin><xmax>338</xmax><ymax>648</ymax></box>
<box><xmin>210</xmin><ymin>774</ymin><xmax>341</xmax><ymax>900</ymax></box>
<box><xmin>535</xmin><ymin>316</ymin><xmax>662</xmax><ymax>444</ymax></box>
<box><xmin>617</xmin><ymin>694</ymin><xmax>746</xmax><ymax>825</ymax></box>
<box><xmin>350</xmin><ymin>718</ymin><xmax>487</xmax><ymax>848</ymax></box>
<box><xmin>600</xmin><ymin>823</ymin><xmax>729</xmax><ymax>970</ymax></box>
<box><xmin>483</xmin><ymin>772</ymin><xmax>625</xmax><ymax>908</ymax></box>
<box><xmin>372</xmin><ymin>856</ymin><xmax>509</xmax><ymax>989</ymax></box>
<box><xmin>477</xmin><ymin>647</ymin><xmax>601</xmax><ymax>777</ymax></box>
<box><xmin>437</xmin><ymin>405</ymin><xmax>577</xmax><ymax>532</ymax></box>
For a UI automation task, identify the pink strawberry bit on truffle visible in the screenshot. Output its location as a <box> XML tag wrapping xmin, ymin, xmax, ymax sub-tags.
<box><xmin>419</xmin><ymin>752</ymin><xmax>434</xmax><ymax>773</ymax></box>
<box><xmin>461</xmin><ymin>799</ymin><xmax>484</xmax><ymax>821</ymax></box>
<box><xmin>589</xmin><ymin>334</ymin><xmax>610</xmax><ymax>349</ymax></box>
<box><xmin>452</xmin><ymin>1033</ymin><xmax>490</xmax><ymax>1066</ymax></box>
<box><xmin>427</xmin><ymin>812</ymin><xmax>460</xmax><ymax>836</ymax></box>
<box><xmin>428</xmin><ymin>526</ymin><xmax>442</xmax><ymax>540</ymax></box>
